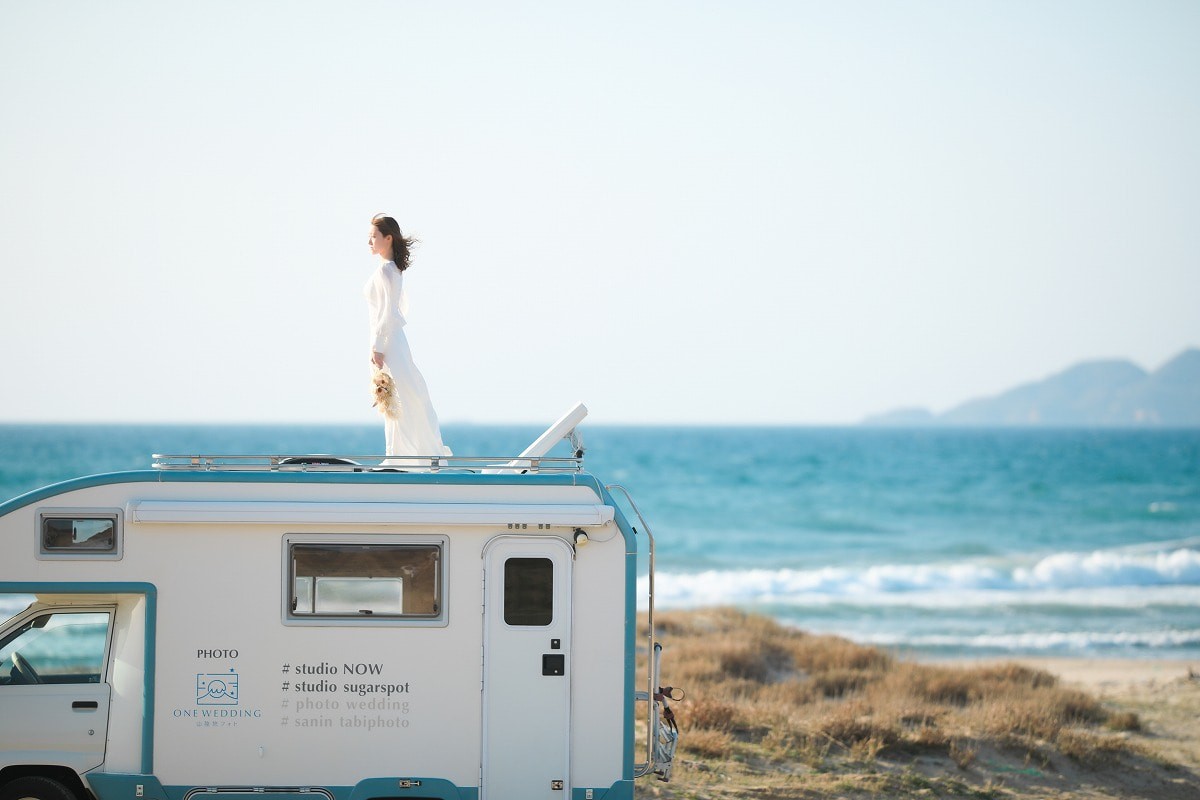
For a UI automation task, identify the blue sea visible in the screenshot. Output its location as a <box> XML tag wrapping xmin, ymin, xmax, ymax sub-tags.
<box><xmin>2</xmin><ymin>424</ymin><xmax>1198</xmax><ymax>659</ymax></box>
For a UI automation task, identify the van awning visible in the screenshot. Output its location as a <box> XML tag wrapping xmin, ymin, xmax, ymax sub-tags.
<box><xmin>127</xmin><ymin>500</ymin><xmax>615</xmax><ymax>527</ymax></box>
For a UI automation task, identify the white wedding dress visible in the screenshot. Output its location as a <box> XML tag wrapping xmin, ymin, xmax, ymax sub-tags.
<box><xmin>363</xmin><ymin>261</ymin><xmax>450</xmax><ymax>458</ymax></box>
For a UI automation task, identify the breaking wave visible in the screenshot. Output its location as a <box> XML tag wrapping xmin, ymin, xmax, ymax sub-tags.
<box><xmin>858</xmin><ymin>629</ymin><xmax>1200</xmax><ymax>651</ymax></box>
<box><xmin>644</xmin><ymin>545</ymin><xmax>1200</xmax><ymax>609</ymax></box>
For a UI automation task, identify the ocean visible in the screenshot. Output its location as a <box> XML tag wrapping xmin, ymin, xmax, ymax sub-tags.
<box><xmin>2</xmin><ymin>424</ymin><xmax>1198</xmax><ymax>659</ymax></box>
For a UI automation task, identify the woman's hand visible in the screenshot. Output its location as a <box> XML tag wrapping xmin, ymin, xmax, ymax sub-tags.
<box><xmin>371</xmin><ymin>351</ymin><xmax>385</xmax><ymax>369</ymax></box>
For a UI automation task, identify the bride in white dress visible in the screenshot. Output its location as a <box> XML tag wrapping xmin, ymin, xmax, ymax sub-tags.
<box><xmin>364</xmin><ymin>214</ymin><xmax>450</xmax><ymax>458</ymax></box>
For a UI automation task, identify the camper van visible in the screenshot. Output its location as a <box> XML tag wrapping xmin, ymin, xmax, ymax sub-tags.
<box><xmin>0</xmin><ymin>406</ymin><xmax>678</xmax><ymax>800</ymax></box>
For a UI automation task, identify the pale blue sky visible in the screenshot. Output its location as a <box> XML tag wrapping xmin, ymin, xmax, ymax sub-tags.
<box><xmin>2</xmin><ymin>1</ymin><xmax>1197</xmax><ymax>424</ymax></box>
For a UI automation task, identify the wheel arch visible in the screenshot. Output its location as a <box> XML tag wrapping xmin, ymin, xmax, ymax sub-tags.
<box><xmin>0</xmin><ymin>767</ymin><xmax>93</xmax><ymax>800</ymax></box>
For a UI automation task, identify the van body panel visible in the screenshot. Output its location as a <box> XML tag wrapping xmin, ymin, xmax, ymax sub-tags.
<box><xmin>1</xmin><ymin>464</ymin><xmax>663</xmax><ymax>797</ymax></box>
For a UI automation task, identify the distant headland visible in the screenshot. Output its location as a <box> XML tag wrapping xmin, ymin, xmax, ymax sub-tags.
<box><xmin>864</xmin><ymin>348</ymin><xmax>1200</xmax><ymax>427</ymax></box>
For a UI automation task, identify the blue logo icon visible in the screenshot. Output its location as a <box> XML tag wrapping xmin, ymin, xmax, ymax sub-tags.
<box><xmin>196</xmin><ymin>670</ymin><xmax>239</xmax><ymax>705</ymax></box>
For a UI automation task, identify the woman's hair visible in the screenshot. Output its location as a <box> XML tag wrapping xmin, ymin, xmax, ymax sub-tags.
<box><xmin>371</xmin><ymin>213</ymin><xmax>417</xmax><ymax>271</ymax></box>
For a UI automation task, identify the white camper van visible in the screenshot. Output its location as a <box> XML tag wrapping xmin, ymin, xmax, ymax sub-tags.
<box><xmin>0</xmin><ymin>406</ymin><xmax>678</xmax><ymax>800</ymax></box>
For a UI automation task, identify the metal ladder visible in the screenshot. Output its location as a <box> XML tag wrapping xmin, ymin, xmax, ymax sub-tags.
<box><xmin>606</xmin><ymin>484</ymin><xmax>675</xmax><ymax>781</ymax></box>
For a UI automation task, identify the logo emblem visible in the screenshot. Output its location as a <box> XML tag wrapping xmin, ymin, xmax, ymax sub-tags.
<box><xmin>196</xmin><ymin>670</ymin><xmax>239</xmax><ymax>705</ymax></box>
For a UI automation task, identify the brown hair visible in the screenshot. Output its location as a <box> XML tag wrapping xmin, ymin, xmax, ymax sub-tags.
<box><xmin>371</xmin><ymin>213</ymin><xmax>417</xmax><ymax>272</ymax></box>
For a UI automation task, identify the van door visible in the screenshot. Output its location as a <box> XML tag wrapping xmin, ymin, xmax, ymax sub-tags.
<box><xmin>0</xmin><ymin>608</ymin><xmax>114</xmax><ymax>773</ymax></box>
<box><xmin>482</xmin><ymin>537</ymin><xmax>572</xmax><ymax>800</ymax></box>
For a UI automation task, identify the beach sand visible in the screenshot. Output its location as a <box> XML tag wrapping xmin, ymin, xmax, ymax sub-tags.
<box><xmin>1013</xmin><ymin>657</ymin><xmax>1200</xmax><ymax>777</ymax></box>
<box><xmin>643</xmin><ymin>611</ymin><xmax>1200</xmax><ymax>799</ymax></box>
<box><xmin>1009</xmin><ymin>657</ymin><xmax>1196</xmax><ymax>690</ymax></box>
<box><xmin>927</xmin><ymin>656</ymin><xmax>1200</xmax><ymax>798</ymax></box>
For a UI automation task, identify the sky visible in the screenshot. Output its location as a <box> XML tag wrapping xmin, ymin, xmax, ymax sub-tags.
<box><xmin>1</xmin><ymin>1</ymin><xmax>1198</xmax><ymax>426</ymax></box>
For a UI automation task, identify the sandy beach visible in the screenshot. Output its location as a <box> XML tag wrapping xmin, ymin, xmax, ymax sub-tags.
<box><xmin>915</xmin><ymin>655</ymin><xmax>1200</xmax><ymax>797</ymax></box>
<box><xmin>1012</xmin><ymin>657</ymin><xmax>1200</xmax><ymax>777</ymax></box>
<box><xmin>1003</xmin><ymin>657</ymin><xmax>1196</xmax><ymax>690</ymax></box>
<box><xmin>928</xmin><ymin>655</ymin><xmax>1198</xmax><ymax>694</ymax></box>
<box><xmin>644</xmin><ymin>610</ymin><xmax>1200</xmax><ymax>799</ymax></box>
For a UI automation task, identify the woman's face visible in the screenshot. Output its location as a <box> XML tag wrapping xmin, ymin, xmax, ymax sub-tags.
<box><xmin>368</xmin><ymin>225</ymin><xmax>392</xmax><ymax>259</ymax></box>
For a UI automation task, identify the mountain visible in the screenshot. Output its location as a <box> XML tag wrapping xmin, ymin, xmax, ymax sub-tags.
<box><xmin>863</xmin><ymin>348</ymin><xmax>1200</xmax><ymax>427</ymax></box>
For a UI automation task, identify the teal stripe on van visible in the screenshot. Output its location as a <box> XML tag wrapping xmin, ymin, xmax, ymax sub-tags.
<box><xmin>88</xmin><ymin>778</ymin><xmax>478</xmax><ymax>800</ymax></box>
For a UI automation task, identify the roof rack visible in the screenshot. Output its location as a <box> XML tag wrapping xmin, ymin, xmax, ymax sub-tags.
<box><xmin>153</xmin><ymin>402</ymin><xmax>592</xmax><ymax>477</ymax></box>
<box><xmin>154</xmin><ymin>400</ymin><xmax>595</xmax><ymax>474</ymax></box>
<box><xmin>150</xmin><ymin>454</ymin><xmax>583</xmax><ymax>474</ymax></box>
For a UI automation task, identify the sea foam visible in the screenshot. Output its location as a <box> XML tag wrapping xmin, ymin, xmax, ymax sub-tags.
<box><xmin>858</xmin><ymin>628</ymin><xmax>1200</xmax><ymax>652</ymax></box>
<box><xmin>643</xmin><ymin>546</ymin><xmax>1200</xmax><ymax>608</ymax></box>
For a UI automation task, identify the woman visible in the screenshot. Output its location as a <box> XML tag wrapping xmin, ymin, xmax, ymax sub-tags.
<box><xmin>364</xmin><ymin>214</ymin><xmax>450</xmax><ymax>458</ymax></box>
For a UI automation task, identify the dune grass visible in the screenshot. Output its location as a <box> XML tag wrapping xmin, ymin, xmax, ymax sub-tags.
<box><xmin>636</xmin><ymin>608</ymin><xmax>1177</xmax><ymax>799</ymax></box>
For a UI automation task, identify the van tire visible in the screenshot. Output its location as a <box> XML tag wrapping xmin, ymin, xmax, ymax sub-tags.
<box><xmin>0</xmin><ymin>776</ymin><xmax>78</xmax><ymax>800</ymax></box>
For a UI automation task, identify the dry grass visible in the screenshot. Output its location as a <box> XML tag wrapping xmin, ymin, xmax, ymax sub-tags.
<box><xmin>636</xmin><ymin>608</ymin><xmax>1197</xmax><ymax>799</ymax></box>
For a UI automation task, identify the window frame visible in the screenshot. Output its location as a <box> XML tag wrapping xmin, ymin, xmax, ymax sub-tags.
<box><xmin>36</xmin><ymin>508</ymin><xmax>124</xmax><ymax>561</ymax></box>
<box><xmin>282</xmin><ymin>534</ymin><xmax>450</xmax><ymax>627</ymax></box>
<box><xmin>0</xmin><ymin>606</ymin><xmax>116</xmax><ymax>686</ymax></box>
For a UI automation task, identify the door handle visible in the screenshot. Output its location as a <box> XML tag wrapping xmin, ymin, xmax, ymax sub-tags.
<box><xmin>72</xmin><ymin>700</ymin><xmax>99</xmax><ymax>710</ymax></box>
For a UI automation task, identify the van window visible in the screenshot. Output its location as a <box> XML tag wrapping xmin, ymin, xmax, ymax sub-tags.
<box><xmin>0</xmin><ymin>612</ymin><xmax>111</xmax><ymax>685</ymax></box>
<box><xmin>39</xmin><ymin>511</ymin><xmax>121</xmax><ymax>559</ymax></box>
<box><xmin>290</xmin><ymin>544</ymin><xmax>441</xmax><ymax>618</ymax></box>
<box><xmin>504</xmin><ymin>557</ymin><xmax>554</xmax><ymax>626</ymax></box>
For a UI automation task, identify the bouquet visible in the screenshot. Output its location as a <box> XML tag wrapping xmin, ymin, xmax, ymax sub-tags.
<box><xmin>371</xmin><ymin>369</ymin><xmax>402</xmax><ymax>420</ymax></box>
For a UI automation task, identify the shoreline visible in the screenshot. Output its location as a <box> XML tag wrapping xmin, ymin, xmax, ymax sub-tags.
<box><xmin>1006</xmin><ymin>656</ymin><xmax>1195</xmax><ymax>690</ymax></box>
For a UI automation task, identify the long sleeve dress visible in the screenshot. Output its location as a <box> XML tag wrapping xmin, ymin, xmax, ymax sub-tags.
<box><xmin>363</xmin><ymin>261</ymin><xmax>451</xmax><ymax>457</ymax></box>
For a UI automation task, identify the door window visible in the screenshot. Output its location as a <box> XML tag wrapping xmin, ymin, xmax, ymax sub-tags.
<box><xmin>0</xmin><ymin>612</ymin><xmax>111</xmax><ymax>685</ymax></box>
<box><xmin>503</xmin><ymin>557</ymin><xmax>554</xmax><ymax>626</ymax></box>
